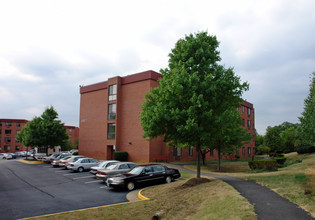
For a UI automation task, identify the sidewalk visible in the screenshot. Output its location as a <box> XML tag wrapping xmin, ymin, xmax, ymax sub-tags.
<box><xmin>165</xmin><ymin>163</ymin><xmax>314</xmax><ymax>220</ymax></box>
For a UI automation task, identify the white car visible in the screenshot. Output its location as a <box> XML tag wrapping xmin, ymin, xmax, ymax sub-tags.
<box><xmin>59</xmin><ymin>156</ymin><xmax>86</xmax><ymax>169</ymax></box>
<box><xmin>90</xmin><ymin>160</ymin><xmax>119</xmax><ymax>175</ymax></box>
<box><xmin>0</xmin><ymin>153</ymin><xmax>12</xmax><ymax>159</ymax></box>
<box><xmin>67</xmin><ymin>158</ymin><xmax>99</xmax><ymax>172</ymax></box>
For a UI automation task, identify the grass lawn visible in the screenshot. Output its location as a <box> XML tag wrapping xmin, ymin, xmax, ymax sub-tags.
<box><xmin>28</xmin><ymin>171</ymin><xmax>256</xmax><ymax>220</ymax></box>
<box><xmin>183</xmin><ymin>152</ymin><xmax>315</xmax><ymax>217</ymax></box>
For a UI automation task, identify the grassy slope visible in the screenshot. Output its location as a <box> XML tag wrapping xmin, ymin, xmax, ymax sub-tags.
<box><xmin>184</xmin><ymin>152</ymin><xmax>315</xmax><ymax>217</ymax></box>
<box><xmin>29</xmin><ymin>172</ymin><xmax>256</xmax><ymax>220</ymax></box>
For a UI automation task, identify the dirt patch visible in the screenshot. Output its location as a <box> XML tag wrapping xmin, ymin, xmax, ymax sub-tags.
<box><xmin>176</xmin><ymin>177</ymin><xmax>211</xmax><ymax>189</ymax></box>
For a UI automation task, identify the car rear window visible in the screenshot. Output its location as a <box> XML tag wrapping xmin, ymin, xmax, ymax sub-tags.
<box><xmin>153</xmin><ymin>165</ymin><xmax>165</xmax><ymax>172</ymax></box>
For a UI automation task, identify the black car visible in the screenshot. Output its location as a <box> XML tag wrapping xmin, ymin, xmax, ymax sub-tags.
<box><xmin>106</xmin><ymin>164</ymin><xmax>181</xmax><ymax>191</ymax></box>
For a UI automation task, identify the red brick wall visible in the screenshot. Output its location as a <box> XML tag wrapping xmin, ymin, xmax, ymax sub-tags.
<box><xmin>79</xmin><ymin>88</ymin><xmax>108</xmax><ymax>159</ymax></box>
<box><xmin>0</xmin><ymin>119</ymin><xmax>28</xmax><ymax>153</ymax></box>
<box><xmin>79</xmin><ymin>71</ymin><xmax>255</xmax><ymax>162</ymax></box>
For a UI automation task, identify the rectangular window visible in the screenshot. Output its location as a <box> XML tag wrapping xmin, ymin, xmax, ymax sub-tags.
<box><xmin>0</xmin><ymin>122</ymin><xmax>2</xmax><ymax>126</ymax></box>
<box><xmin>247</xmin><ymin>120</ymin><xmax>251</xmax><ymax>129</ymax></box>
<box><xmin>4</xmin><ymin>145</ymin><xmax>10</xmax><ymax>151</ymax></box>
<box><xmin>248</xmin><ymin>147</ymin><xmax>251</xmax><ymax>156</ymax></box>
<box><xmin>5</xmin><ymin>130</ymin><xmax>11</xmax><ymax>134</ymax></box>
<box><xmin>4</xmin><ymin>138</ymin><xmax>11</xmax><ymax>143</ymax></box>
<box><xmin>17</xmin><ymin>122</ymin><xmax>21</xmax><ymax>127</ymax></box>
<box><xmin>15</xmin><ymin>138</ymin><xmax>20</xmax><ymax>143</ymax></box>
<box><xmin>108</xmin><ymin>103</ymin><xmax>117</xmax><ymax>120</ymax></box>
<box><xmin>16</xmin><ymin>130</ymin><xmax>20</xmax><ymax>134</ymax></box>
<box><xmin>107</xmin><ymin>123</ymin><xmax>116</xmax><ymax>139</ymax></box>
<box><xmin>15</xmin><ymin>146</ymin><xmax>20</xmax><ymax>151</ymax></box>
<box><xmin>210</xmin><ymin>149</ymin><xmax>214</xmax><ymax>156</ymax></box>
<box><xmin>69</xmin><ymin>128</ymin><xmax>72</xmax><ymax>132</ymax></box>
<box><xmin>189</xmin><ymin>147</ymin><xmax>193</xmax><ymax>156</ymax></box>
<box><xmin>173</xmin><ymin>146</ymin><xmax>182</xmax><ymax>156</ymax></box>
<box><xmin>108</xmin><ymin>84</ymin><xmax>117</xmax><ymax>101</ymax></box>
<box><xmin>5</xmin><ymin>122</ymin><xmax>12</xmax><ymax>126</ymax></box>
<box><xmin>0</xmin><ymin>130</ymin><xmax>1</xmax><ymax>134</ymax></box>
<box><xmin>37</xmin><ymin>147</ymin><xmax>46</xmax><ymax>154</ymax></box>
<box><xmin>242</xmin><ymin>106</ymin><xmax>245</xmax><ymax>112</ymax></box>
<box><xmin>247</xmin><ymin>107</ymin><xmax>250</xmax><ymax>115</ymax></box>
<box><xmin>242</xmin><ymin>147</ymin><xmax>245</xmax><ymax>156</ymax></box>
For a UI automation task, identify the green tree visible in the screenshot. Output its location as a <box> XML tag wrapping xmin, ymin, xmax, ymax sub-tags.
<box><xmin>280</xmin><ymin>126</ymin><xmax>297</xmax><ymax>152</ymax></box>
<box><xmin>299</xmin><ymin>72</ymin><xmax>315</xmax><ymax>146</ymax></box>
<box><xmin>264</xmin><ymin>125</ymin><xmax>283</xmax><ymax>153</ymax></box>
<box><xmin>17</xmin><ymin>106</ymin><xmax>69</xmax><ymax>156</ymax></box>
<box><xmin>140</xmin><ymin>31</ymin><xmax>249</xmax><ymax>177</ymax></box>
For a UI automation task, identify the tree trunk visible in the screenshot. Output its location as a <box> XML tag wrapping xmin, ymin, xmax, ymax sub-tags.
<box><xmin>196</xmin><ymin>144</ymin><xmax>201</xmax><ymax>178</ymax></box>
<box><xmin>217</xmin><ymin>146</ymin><xmax>221</xmax><ymax>171</ymax></box>
<box><xmin>201</xmin><ymin>150</ymin><xmax>206</xmax><ymax>165</ymax></box>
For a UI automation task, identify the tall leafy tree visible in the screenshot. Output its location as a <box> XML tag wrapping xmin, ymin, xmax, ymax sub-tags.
<box><xmin>17</xmin><ymin>106</ymin><xmax>69</xmax><ymax>155</ymax></box>
<box><xmin>140</xmin><ymin>31</ymin><xmax>249</xmax><ymax>177</ymax></box>
<box><xmin>299</xmin><ymin>72</ymin><xmax>315</xmax><ymax>146</ymax></box>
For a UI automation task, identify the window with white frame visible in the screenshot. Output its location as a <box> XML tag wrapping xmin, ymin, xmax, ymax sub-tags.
<box><xmin>173</xmin><ymin>146</ymin><xmax>182</xmax><ymax>157</ymax></box>
<box><xmin>107</xmin><ymin>123</ymin><xmax>116</xmax><ymax>139</ymax></box>
<box><xmin>108</xmin><ymin>84</ymin><xmax>117</xmax><ymax>101</ymax></box>
<box><xmin>108</xmin><ymin>103</ymin><xmax>116</xmax><ymax>120</ymax></box>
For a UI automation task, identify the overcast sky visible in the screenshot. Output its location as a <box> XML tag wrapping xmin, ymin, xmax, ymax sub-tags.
<box><xmin>0</xmin><ymin>0</ymin><xmax>314</xmax><ymax>135</ymax></box>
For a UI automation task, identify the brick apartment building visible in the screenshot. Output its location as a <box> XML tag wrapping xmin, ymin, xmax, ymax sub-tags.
<box><xmin>0</xmin><ymin>119</ymin><xmax>79</xmax><ymax>153</ymax></box>
<box><xmin>79</xmin><ymin>70</ymin><xmax>255</xmax><ymax>162</ymax></box>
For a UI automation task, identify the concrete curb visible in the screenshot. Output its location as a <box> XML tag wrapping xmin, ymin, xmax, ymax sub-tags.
<box><xmin>19</xmin><ymin>160</ymin><xmax>44</xmax><ymax>164</ymax></box>
<box><xmin>137</xmin><ymin>189</ymin><xmax>150</xmax><ymax>200</ymax></box>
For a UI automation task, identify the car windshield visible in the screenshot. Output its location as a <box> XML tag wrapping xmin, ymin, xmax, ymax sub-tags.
<box><xmin>107</xmin><ymin>164</ymin><xmax>118</xmax><ymax>170</ymax></box>
<box><xmin>98</xmin><ymin>161</ymin><xmax>107</xmax><ymax>167</ymax></box>
<box><xmin>73</xmin><ymin>157</ymin><xmax>82</xmax><ymax>162</ymax></box>
<box><xmin>63</xmin><ymin>156</ymin><xmax>72</xmax><ymax>160</ymax></box>
<box><xmin>128</xmin><ymin>166</ymin><xmax>144</xmax><ymax>175</ymax></box>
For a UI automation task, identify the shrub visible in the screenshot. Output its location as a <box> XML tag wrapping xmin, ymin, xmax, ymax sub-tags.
<box><xmin>296</xmin><ymin>145</ymin><xmax>315</xmax><ymax>154</ymax></box>
<box><xmin>113</xmin><ymin>151</ymin><xmax>128</xmax><ymax>161</ymax></box>
<box><xmin>256</xmin><ymin>145</ymin><xmax>271</xmax><ymax>155</ymax></box>
<box><xmin>248</xmin><ymin>159</ymin><xmax>278</xmax><ymax>171</ymax></box>
<box><xmin>275</xmin><ymin>157</ymin><xmax>287</xmax><ymax>165</ymax></box>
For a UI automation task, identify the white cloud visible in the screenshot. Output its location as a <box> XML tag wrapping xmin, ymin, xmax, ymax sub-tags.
<box><xmin>0</xmin><ymin>0</ymin><xmax>314</xmax><ymax>134</ymax></box>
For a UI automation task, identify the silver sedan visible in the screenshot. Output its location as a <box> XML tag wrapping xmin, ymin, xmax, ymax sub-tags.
<box><xmin>67</xmin><ymin>158</ymin><xmax>99</xmax><ymax>172</ymax></box>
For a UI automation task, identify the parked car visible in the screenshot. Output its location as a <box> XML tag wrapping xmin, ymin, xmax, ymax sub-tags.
<box><xmin>0</xmin><ymin>153</ymin><xmax>12</xmax><ymax>159</ymax></box>
<box><xmin>67</xmin><ymin>158</ymin><xmax>99</xmax><ymax>172</ymax></box>
<box><xmin>7</xmin><ymin>153</ymin><xmax>17</xmax><ymax>159</ymax></box>
<box><xmin>51</xmin><ymin>153</ymin><xmax>72</xmax><ymax>167</ymax></box>
<box><xmin>106</xmin><ymin>164</ymin><xmax>181</xmax><ymax>191</ymax></box>
<box><xmin>42</xmin><ymin>153</ymin><xmax>61</xmax><ymax>163</ymax></box>
<box><xmin>90</xmin><ymin>160</ymin><xmax>120</xmax><ymax>175</ymax></box>
<box><xmin>96</xmin><ymin>162</ymin><xmax>137</xmax><ymax>182</ymax></box>
<box><xmin>15</xmin><ymin>151</ymin><xmax>26</xmax><ymax>157</ymax></box>
<box><xmin>59</xmin><ymin>156</ymin><xmax>86</xmax><ymax>169</ymax></box>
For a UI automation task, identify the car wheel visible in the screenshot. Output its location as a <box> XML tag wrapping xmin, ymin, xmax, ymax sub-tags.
<box><xmin>165</xmin><ymin>176</ymin><xmax>172</xmax><ymax>183</ymax></box>
<box><xmin>78</xmin><ymin>167</ymin><xmax>84</xmax><ymax>172</ymax></box>
<box><xmin>127</xmin><ymin>182</ymin><xmax>135</xmax><ymax>191</ymax></box>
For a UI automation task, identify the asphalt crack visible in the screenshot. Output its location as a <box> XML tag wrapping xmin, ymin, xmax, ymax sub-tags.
<box><xmin>7</xmin><ymin>167</ymin><xmax>55</xmax><ymax>198</ymax></box>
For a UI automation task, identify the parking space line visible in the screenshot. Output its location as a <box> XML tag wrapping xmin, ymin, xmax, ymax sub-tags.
<box><xmin>73</xmin><ymin>176</ymin><xmax>94</xmax><ymax>180</ymax></box>
<box><xmin>55</xmin><ymin>170</ymin><xmax>68</xmax><ymax>173</ymax></box>
<box><xmin>63</xmin><ymin>173</ymin><xmax>77</xmax><ymax>176</ymax></box>
<box><xmin>99</xmin><ymin>186</ymin><xmax>108</xmax><ymax>188</ymax></box>
<box><xmin>85</xmin><ymin>180</ymin><xmax>103</xmax><ymax>184</ymax></box>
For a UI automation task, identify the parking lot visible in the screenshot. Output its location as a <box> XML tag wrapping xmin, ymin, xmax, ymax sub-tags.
<box><xmin>0</xmin><ymin>159</ymin><xmax>129</xmax><ymax>220</ymax></box>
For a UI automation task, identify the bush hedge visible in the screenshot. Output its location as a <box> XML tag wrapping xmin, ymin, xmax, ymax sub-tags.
<box><xmin>113</xmin><ymin>151</ymin><xmax>128</xmax><ymax>161</ymax></box>
<box><xmin>296</xmin><ymin>145</ymin><xmax>315</xmax><ymax>154</ymax></box>
<box><xmin>275</xmin><ymin>157</ymin><xmax>287</xmax><ymax>165</ymax></box>
<box><xmin>248</xmin><ymin>159</ymin><xmax>278</xmax><ymax>171</ymax></box>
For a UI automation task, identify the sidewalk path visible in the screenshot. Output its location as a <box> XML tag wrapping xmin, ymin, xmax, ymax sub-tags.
<box><xmin>166</xmin><ymin>163</ymin><xmax>314</xmax><ymax>220</ymax></box>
